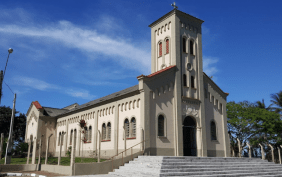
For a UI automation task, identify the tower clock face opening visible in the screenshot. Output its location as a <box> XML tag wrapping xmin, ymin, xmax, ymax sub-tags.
<box><xmin>187</xmin><ymin>63</ymin><xmax>192</xmax><ymax>71</ymax></box>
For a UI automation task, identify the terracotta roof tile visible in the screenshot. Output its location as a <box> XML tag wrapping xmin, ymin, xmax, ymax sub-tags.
<box><xmin>32</xmin><ymin>101</ymin><xmax>43</xmax><ymax>109</ymax></box>
<box><xmin>137</xmin><ymin>65</ymin><xmax>176</xmax><ymax>79</ymax></box>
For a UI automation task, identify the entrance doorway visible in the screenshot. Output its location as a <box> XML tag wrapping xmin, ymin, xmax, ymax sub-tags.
<box><xmin>183</xmin><ymin>116</ymin><xmax>197</xmax><ymax>156</ymax></box>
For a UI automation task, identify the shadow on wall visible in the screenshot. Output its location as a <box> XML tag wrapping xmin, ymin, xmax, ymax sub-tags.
<box><xmin>74</xmin><ymin>151</ymin><xmax>144</xmax><ymax>176</ymax></box>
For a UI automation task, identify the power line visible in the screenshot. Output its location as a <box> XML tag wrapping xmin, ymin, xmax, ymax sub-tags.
<box><xmin>3</xmin><ymin>81</ymin><xmax>14</xmax><ymax>95</ymax></box>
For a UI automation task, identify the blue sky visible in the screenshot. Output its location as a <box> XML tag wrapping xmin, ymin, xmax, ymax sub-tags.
<box><xmin>0</xmin><ymin>0</ymin><xmax>281</xmax><ymax>114</ymax></box>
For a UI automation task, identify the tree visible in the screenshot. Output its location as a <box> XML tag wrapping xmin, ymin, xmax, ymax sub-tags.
<box><xmin>227</xmin><ymin>101</ymin><xmax>282</xmax><ymax>157</ymax></box>
<box><xmin>227</xmin><ymin>101</ymin><xmax>258</xmax><ymax>156</ymax></box>
<box><xmin>270</xmin><ymin>91</ymin><xmax>282</xmax><ymax>114</ymax></box>
<box><xmin>0</xmin><ymin>106</ymin><xmax>26</xmax><ymax>143</ymax></box>
<box><xmin>256</xmin><ymin>99</ymin><xmax>272</xmax><ymax>111</ymax></box>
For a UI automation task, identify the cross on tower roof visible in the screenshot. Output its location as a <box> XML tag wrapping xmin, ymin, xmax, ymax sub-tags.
<box><xmin>171</xmin><ymin>2</ymin><xmax>178</xmax><ymax>9</ymax></box>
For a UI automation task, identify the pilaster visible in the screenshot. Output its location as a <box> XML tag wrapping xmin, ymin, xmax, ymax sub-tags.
<box><xmin>222</xmin><ymin>102</ymin><xmax>230</xmax><ymax>157</ymax></box>
<box><xmin>114</xmin><ymin>104</ymin><xmax>119</xmax><ymax>155</ymax></box>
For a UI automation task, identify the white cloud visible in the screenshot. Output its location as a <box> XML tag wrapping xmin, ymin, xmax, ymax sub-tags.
<box><xmin>12</xmin><ymin>76</ymin><xmax>95</xmax><ymax>100</ymax></box>
<box><xmin>0</xmin><ymin>17</ymin><xmax>151</xmax><ymax>73</ymax></box>
<box><xmin>15</xmin><ymin>76</ymin><xmax>59</xmax><ymax>91</ymax></box>
<box><xmin>65</xmin><ymin>89</ymin><xmax>95</xmax><ymax>100</ymax></box>
<box><xmin>203</xmin><ymin>56</ymin><xmax>219</xmax><ymax>77</ymax></box>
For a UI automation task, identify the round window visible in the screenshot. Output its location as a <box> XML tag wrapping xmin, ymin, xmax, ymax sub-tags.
<box><xmin>187</xmin><ymin>63</ymin><xmax>192</xmax><ymax>71</ymax></box>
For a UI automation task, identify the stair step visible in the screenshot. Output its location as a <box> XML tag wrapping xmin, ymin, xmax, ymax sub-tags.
<box><xmin>106</xmin><ymin>156</ymin><xmax>282</xmax><ymax>177</ymax></box>
<box><xmin>159</xmin><ymin>169</ymin><xmax>282</xmax><ymax>176</ymax></box>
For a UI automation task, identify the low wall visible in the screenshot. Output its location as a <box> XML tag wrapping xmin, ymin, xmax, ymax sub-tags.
<box><xmin>0</xmin><ymin>164</ymin><xmax>37</xmax><ymax>172</ymax></box>
<box><xmin>74</xmin><ymin>151</ymin><xmax>144</xmax><ymax>175</ymax></box>
<box><xmin>41</xmin><ymin>164</ymin><xmax>71</xmax><ymax>176</ymax></box>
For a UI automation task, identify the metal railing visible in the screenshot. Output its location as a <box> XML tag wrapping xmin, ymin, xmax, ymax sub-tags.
<box><xmin>108</xmin><ymin>139</ymin><xmax>147</xmax><ymax>172</ymax></box>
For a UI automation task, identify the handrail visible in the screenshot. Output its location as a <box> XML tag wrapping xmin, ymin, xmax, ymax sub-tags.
<box><xmin>108</xmin><ymin>139</ymin><xmax>147</xmax><ymax>160</ymax></box>
<box><xmin>108</xmin><ymin>139</ymin><xmax>147</xmax><ymax>172</ymax></box>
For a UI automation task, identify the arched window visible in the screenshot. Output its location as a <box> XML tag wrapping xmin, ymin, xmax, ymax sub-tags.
<box><xmin>190</xmin><ymin>40</ymin><xmax>194</xmax><ymax>55</ymax></box>
<box><xmin>158</xmin><ymin>115</ymin><xmax>165</xmax><ymax>137</ymax></box>
<box><xmin>159</xmin><ymin>42</ymin><xmax>162</xmax><ymax>57</ymax></box>
<box><xmin>85</xmin><ymin>127</ymin><xmax>88</xmax><ymax>142</ymax></box>
<box><xmin>74</xmin><ymin>129</ymin><xmax>77</xmax><ymax>145</ymax></box>
<box><xmin>58</xmin><ymin>132</ymin><xmax>61</xmax><ymax>146</ymax></box>
<box><xmin>102</xmin><ymin>123</ymin><xmax>106</xmax><ymax>140</ymax></box>
<box><xmin>107</xmin><ymin>122</ymin><xmax>111</xmax><ymax>140</ymax></box>
<box><xmin>183</xmin><ymin>74</ymin><xmax>187</xmax><ymax>87</ymax></box>
<box><xmin>61</xmin><ymin>132</ymin><xmax>64</xmax><ymax>146</ymax></box>
<box><xmin>191</xmin><ymin>76</ymin><xmax>195</xmax><ymax>88</ymax></box>
<box><xmin>131</xmin><ymin>118</ymin><xmax>136</xmax><ymax>138</ymax></box>
<box><xmin>211</xmin><ymin>121</ymin><xmax>217</xmax><ymax>140</ymax></box>
<box><xmin>166</xmin><ymin>39</ymin><xmax>169</xmax><ymax>54</ymax></box>
<box><xmin>124</xmin><ymin>119</ymin><xmax>129</xmax><ymax>138</ymax></box>
<box><xmin>70</xmin><ymin>130</ymin><xmax>73</xmax><ymax>145</ymax></box>
<box><xmin>183</xmin><ymin>38</ymin><xmax>186</xmax><ymax>52</ymax></box>
<box><xmin>89</xmin><ymin>126</ymin><xmax>92</xmax><ymax>142</ymax></box>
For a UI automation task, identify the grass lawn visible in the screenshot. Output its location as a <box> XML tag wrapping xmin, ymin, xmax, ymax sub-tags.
<box><xmin>0</xmin><ymin>157</ymin><xmax>106</xmax><ymax>166</ymax></box>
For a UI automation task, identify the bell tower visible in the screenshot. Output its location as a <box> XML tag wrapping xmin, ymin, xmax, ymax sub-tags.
<box><xmin>149</xmin><ymin>7</ymin><xmax>204</xmax><ymax>100</ymax></box>
<box><xmin>149</xmin><ymin>6</ymin><xmax>207</xmax><ymax>156</ymax></box>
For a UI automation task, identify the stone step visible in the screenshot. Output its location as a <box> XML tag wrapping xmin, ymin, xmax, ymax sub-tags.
<box><xmin>109</xmin><ymin>170</ymin><xmax>160</xmax><ymax>176</ymax></box>
<box><xmin>107</xmin><ymin>156</ymin><xmax>281</xmax><ymax>177</ymax></box>
<box><xmin>160</xmin><ymin>164</ymin><xmax>282</xmax><ymax>169</ymax></box>
<box><xmin>118</xmin><ymin>166</ymin><xmax>282</xmax><ymax>173</ymax></box>
<box><xmin>160</xmin><ymin>162</ymin><xmax>273</xmax><ymax>166</ymax></box>
<box><xmin>162</xmin><ymin>159</ymin><xmax>267</xmax><ymax>162</ymax></box>
<box><xmin>163</xmin><ymin>156</ymin><xmax>264</xmax><ymax>160</ymax></box>
<box><xmin>159</xmin><ymin>169</ymin><xmax>282</xmax><ymax>176</ymax></box>
<box><xmin>165</xmin><ymin>174</ymin><xmax>282</xmax><ymax>177</ymax></box>
<box><xmin>160</xmin><ymin>167</ymin><xmax>282</xmax><ymax>172</ymax></box>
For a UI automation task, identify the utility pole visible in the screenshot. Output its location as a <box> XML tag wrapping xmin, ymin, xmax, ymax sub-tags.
<box><xmin>0</xmin><ymin>70</ymin><xmax>3</xmax><ymax>105</ymax></box>
<box><xmin>4</xmin><ymin>93</ymin><xmax>16</xmax><ymax>164</ymax></box>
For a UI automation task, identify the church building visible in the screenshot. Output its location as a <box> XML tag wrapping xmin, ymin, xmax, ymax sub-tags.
<box><xmin>25</xmin><ymin>8</ymin><xmax>230</xmax><ymax>159</ymax></box>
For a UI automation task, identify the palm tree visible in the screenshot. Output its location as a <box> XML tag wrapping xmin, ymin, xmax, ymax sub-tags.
<box><xmin>270</xmin><ymin>91</ymin><xmax>282</xmax><ymax>114</ymax></box>
<box><xmin>256</xmin><ymin>99</ymin><xmax>272</xmax><ymax>111</ymax></box>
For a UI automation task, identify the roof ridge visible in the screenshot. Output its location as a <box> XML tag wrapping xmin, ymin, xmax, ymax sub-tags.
<box><xmin>137</xmin><ymin>65</ymin><xmax>176</xmax><ymax>79</ymax></box>
<box><xmin>55</xmin><ymin>84</ymin><xmax>139</xmax><ymax>117</ymax></box>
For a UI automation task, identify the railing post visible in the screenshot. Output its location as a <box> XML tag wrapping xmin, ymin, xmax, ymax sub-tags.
<box><xmin>131</xmin><ymin>147</ymin><xmax>133</xmax><ymax>160</ymax></box>
<box><xmin>38</xmin><ymin>135</ymin><xmax>43</xmax><ymax>169</ymax></box>
<box><xmin>247</xmin><ymin>142</ymin><xmax>251</xmax><ymax>158</ymax></box>
<box><xmin>123</xmin><ymin>127</ymin><xmax>126</xmax><ymax>156</ymax></box>
<box><xmin>122</xmin><ymin>152</ymin><xmax>124</xmax><ymax>165</ymax></box>
<box><xmin>269</xmin><ymin>144</ymin><xmax>275</xmax><ymax>163</ymax></box>
<box><xmin>112</xmin><ymin>157</ymin><xmax>114</xmax><ymax>172</ymax></box>
<box><xmin>278</xmin><ymin>146</ymin><xmax>281</xmax><ymax>164</ymax></box>
<box><xmin>237</xmin><ymin>138</ymin><xmax>241</xmax><ymax>158</ymax></box>
<box><xmin>259</xmin><ymin>143</ymin><xmax>265</xmax><ymax>160</ymax></box>
<box><xmin>26</xmin><ymin>140</ymin><xmax>31</xmax><ymax>164</ymax></box>
<box><xmin>0</xmin><ymin>133</ymin><xmax>4</xmax><ymax>160</ymax></box>
<box><xmin>97</xmin><ymin>130</ymin><xmax>101</xmax><ymax>163</ymax></box>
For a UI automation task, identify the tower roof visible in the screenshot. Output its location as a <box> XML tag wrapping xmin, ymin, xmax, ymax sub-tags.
<box><xmin>148</xmin><ymin>9</ymin><xmax>204</xmax><ymax>28</ymax></box>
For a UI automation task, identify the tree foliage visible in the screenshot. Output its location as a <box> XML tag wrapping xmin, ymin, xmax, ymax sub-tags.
<box><xmin>270</xmin><ymin>90</ymin><xmax>282</xmax><ymax>114</ymax></box>
<box><xmin>0</xmin><ymin>106</ymin><xmax>26</xmax><ymax>142</ymax></box>
<box><xmin>227</xmin><ymin>101</ymin><xmax>282</xmax><ymax>157</ymax></box>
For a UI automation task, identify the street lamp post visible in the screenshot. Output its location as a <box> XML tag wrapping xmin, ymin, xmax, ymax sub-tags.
<box><xmin>0</xmin><ymin>48</ymin><xmax>13</xmax><ymax>105</ymax></box>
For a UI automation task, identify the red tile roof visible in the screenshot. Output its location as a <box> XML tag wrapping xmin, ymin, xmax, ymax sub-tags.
<box><xmin>32</xmin><ymin>101</ymin><xmax>43</xmax><ymax>109</ymax></box>
<box><xmin>137</xmin><ymin>65</ymin><xmax>176</xmax><ymax>79</ymax></box>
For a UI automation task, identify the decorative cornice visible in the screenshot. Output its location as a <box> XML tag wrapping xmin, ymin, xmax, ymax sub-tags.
<box><xmin>27</xmin><ymin>111</ymin><xmax>38</xmax><ymax>126</ymax></box>
<box><xmin>203</xmin><ymin>72</ymin><xmax>229</xmax><ymax>99</ymax></box>
<box><xmin>182</xmin><ymin>96</ymin><xmax>201</xmax><ymax>105</ymax></box>
<box><xmin>149</xmin><ymin>9</ymin><xmax>204</xmax><ymax>28</ymax></box>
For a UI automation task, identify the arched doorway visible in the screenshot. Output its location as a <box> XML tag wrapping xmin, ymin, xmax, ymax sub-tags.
<box><xmin>183</xmin><ymin>116</ymin><xmax>197</xmax><ymax>156</ymax></box>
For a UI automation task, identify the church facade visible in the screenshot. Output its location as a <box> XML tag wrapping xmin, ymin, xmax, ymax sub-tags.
<box><xmin>25</xmin><ymin>9</ymin><xmax>230</xmax><ymax>159</ymax></box>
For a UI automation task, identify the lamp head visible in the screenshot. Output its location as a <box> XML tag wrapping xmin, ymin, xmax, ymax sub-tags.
<box><xmin>8</xmin><ymin>48</ymin><xmax>13</xmax><ymax>54</ymax></box>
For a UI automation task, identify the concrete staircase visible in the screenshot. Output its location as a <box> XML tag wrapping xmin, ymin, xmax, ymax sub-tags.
<box><xmin>106</xmin><ymin>156</ymin><xmax>282</xmax><ymax>177</ymax></box>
